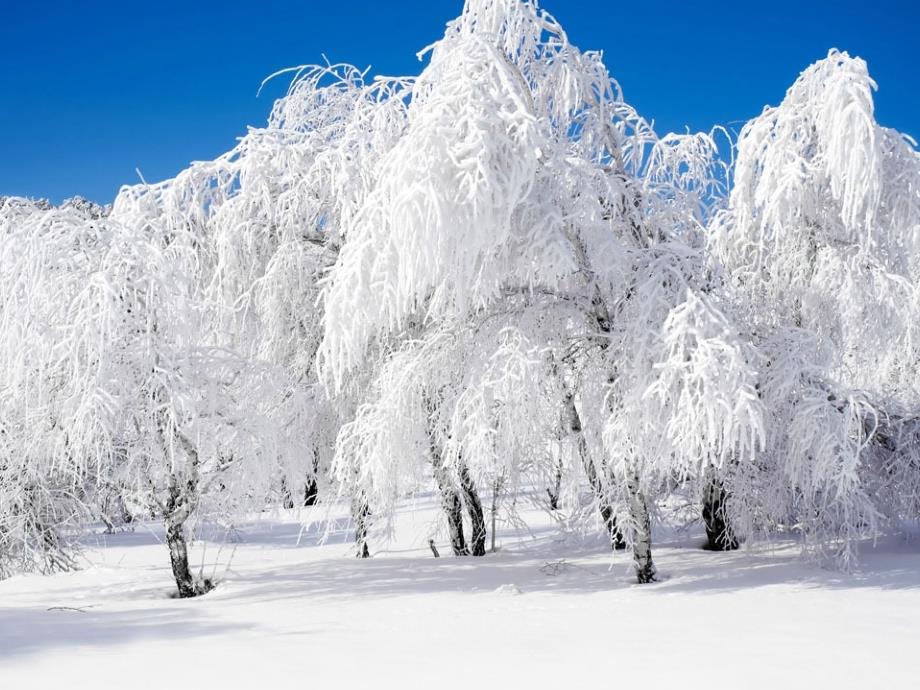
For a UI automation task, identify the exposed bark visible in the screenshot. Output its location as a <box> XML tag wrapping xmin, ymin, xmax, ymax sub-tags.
<box><xmin>303</xmin><ymin>477</ymin><xmax>319</xmax><ymax>507</ymax></box>
<box><xmin>160</xmin><ymin>423</ymin><xmax>211</xmax><ymax>598</ymax></box>
<box><xmin>442</xmin><ymin>488</ymin><xmax>468</xmax><ymax>556</ymax></box>
<box><xmin>282</xmin><ymin>452</ymin><xmax>319</xmax><ymax>509</ymax></box>
<box><xmin>164</xmin><ymin>476</ymin><xmax>210</xmax><ymax>598</ymax></box>
<box><xmin>702</xmin><ymin>468</ymin><xmax>739</xmax><ymax>551</ymax></box>
<box><xmin>625</xmin><ymin>467</ymin><xmax>656</xmax><ymax>584</ymax></box>
<box><xmin>353</xmin><ymin>495</ymin><xmax>371</xmax><ymax>559</ymax></box>
<box><xmin>459</xmin><ymin>462</ymin><xmax>486</xmax><ymax>557</ymax></box>
<box><xmin>564</xmin><ymin>393</ymin><xmax>626</xmax><ymax>550</ymax></box>
<box><xmin>303</xmin><ymin>448</ymin><xmax>319</xmax><ymax>507</ymax></box>
<box><xmin>562</xmin><ymin>226</ymin><xmax>638</xmax><ymax>558</ymax></box>
<box><xmin>424</xmin><ymin>395</ymin><xmax>485</xmax><ymax>557</ymax></box>
<box><xmin>165</xmin><ymin>512</ymin><xmax>199</xmax><ymax>598</ymax></box>
<box><xmin>490</xmin><ymin>476</ymin><xmax>503</xmax><ymax>553</ymax></box>
<box><xmin>428</xmin><ymin>420</ymin><xmax>468</xmax><ymax>556</ymax></box>
<box><xmin>547</xmin><ymin>456</ymin><xmax>563</xmax><ymax>510</ymax></box>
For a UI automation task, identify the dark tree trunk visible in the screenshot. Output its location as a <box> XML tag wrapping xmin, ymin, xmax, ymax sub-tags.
<box><xmin>164</xmin><ymin>479</ymin><xmax>210</xmax><ymax>598</ymax></box>
<box><xmin>443</xmin><ymin>488</ymin><xmax>468</xmax><ymax>556</ymax></box>
<box><xmin>424</xmin><ymin>394</ymin><xmax>484</xmax><ymax>557</ymax></box>
<box><xmin>428</xmin><ymin>423</ymin><xmax>468</xmax><ymax>556</ymax></box>
<box><xmin>459</xmin><ymin>463</ymin><xmax>486</xmax><ymax>557</ymax></box>
<box><xmin>625</xmin><ymin>467</ymin><xmax>656</xmax><ymax>584</ymax></box>
<box><xmin>565</xmin><ymin>393</ymin><xmax>625</xmax><ymax>550</ymax></box>
<box><xmin>354</xmin><ymin>496</ymin><xmax>371</xmax><ymax>558</ymax></box>
<box><xmin>303</xmin><ymin>448</ymin><xmax>319</xmax><ymax>506</ymax></box>
<box><xmin>161</xmin><ymin>427</ymin><xmax>210</xmax><ymax>598</ymax></box>
<box><xmin>165</xmin><ymin>517</ymin><xmax>197</xmax><ymax>598</ymax></box>
<box><xmin>303</xmin><ymin>477</ymin><xmax>318</xmax><ymax>507</ymax></box>
<box><xmin>702</xmin><ymin>469</ymin><xmax>738</xmax><ymax>551</ymax></box>
<box><xmin>547</xmin><ymin>456</ymin><xmax>563</xmax><ymax>510</ymax></box>
<box><xmin>597</xmin><ymin>502</ymin><xmax>625</xmax><ymax>550</ymax></box>
<box><xmin>431</xmin><ymin>461</ymin><xmax>468</xmax><ymax>556</ymax></box>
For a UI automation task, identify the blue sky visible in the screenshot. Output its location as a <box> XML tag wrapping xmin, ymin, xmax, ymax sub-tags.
<box><xmin>1</xmin><ymin>0</ymin><xmax>917</xmax><ymax>204</ymax></box>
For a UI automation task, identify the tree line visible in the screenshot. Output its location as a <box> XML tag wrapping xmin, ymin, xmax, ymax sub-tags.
<box><xmin>1</xmin><ymin>0</ymin><xmax>919</xmax><ymax>596</ymax></box>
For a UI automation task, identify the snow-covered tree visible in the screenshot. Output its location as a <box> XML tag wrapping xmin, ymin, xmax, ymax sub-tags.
<box><xmin>711</xmin><ymin>49</ymin><xmax>920</xmax><ymax>564</ymax></box>
<box><xmin>5</xmin><ymin>0</ymin><xmax>915</xmax><ymax>592</ymax></box>
<box><xmin>0</xmin><ymin>198</ymin><xmax>107</xmax><ymax>575</ymax></box>
<box><xmin>319</xmin><ymin>0</ymin><xmax>762</xmax><ymax>582</ymax></box>
<box><xmin>0</xmin><ymin>189</ymin><xmax>290</xmax><ymax>595</ymax></box>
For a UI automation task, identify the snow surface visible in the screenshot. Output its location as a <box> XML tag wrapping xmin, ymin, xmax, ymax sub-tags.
<box><xmin>1</xmin><ymin>496</ymin><xmax>918</xmax><ymax>688</ymax></box>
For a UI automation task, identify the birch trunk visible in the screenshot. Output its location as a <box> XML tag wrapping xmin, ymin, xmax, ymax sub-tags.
<box><xmin>429</xmin><ymin>428</ymin><xmax>468</xmax><ymax>556</ymax></box>
<box><xmin>161</xmin><ymin>429</ymin><xmax>211</xmax><ymax>598</ymax></box>
<box><xmin>164</xmin><ymin>476</ymin><xmax>208</xmax><ymax>597</ymax></box>
<box><xmin>459</xmin><ymin>462</ymin><xmax>486</xmax><ymax>557</ymax></box>
<box><xmin>565</xmin><ymin>393</ymin><xmax>625</xmax><ymax>550</ymax></box>
<box><xmin>625</xmin><ymin>467</ymin><xmax>656</xmax><ymax>584</ymax></box>
<box><xmin>491</xmin><ymin>476</ymin><xmax>503</xmax><ymax>553</ymax></box>
<box><xmin>353</xmin><ymin>495</ymin><xmax>371</xmax><ymax>559</ymax></box>
<box><xmin>443</xmin><ymin>489</ymin><xmax>468</xmax><ymax>556</ymax></box>
<box><xmin>165</xmin><ymin>508</ymin><xmax>197</xmax><ymax>598</ymax></box>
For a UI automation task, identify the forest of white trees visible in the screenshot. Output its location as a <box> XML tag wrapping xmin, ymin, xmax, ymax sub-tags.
<box><xmin>2</xmin><ymin>0</ymin><xmax>919</xmax><ymax>596</ymax></box>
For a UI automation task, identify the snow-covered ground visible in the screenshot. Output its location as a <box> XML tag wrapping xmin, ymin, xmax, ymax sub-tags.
<box><xmin>2</xmin><ymin>497</ymin><xmax>918</xmax><ymax>688</ymax></box>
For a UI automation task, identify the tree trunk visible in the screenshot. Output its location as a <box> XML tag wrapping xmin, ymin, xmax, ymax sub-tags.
<box><xmin>161</xmin><ymin>425</ymin><xmax>210</xmax><ymax>598</ymax></box>
<box><xmin>443</xmin><ymin>488</ymin><xmax>468</xmax><ymax>556</ymax></box>
<box><xmin>459</xmin><ymin>462</ymin><xmax>486</xmax><ymax>557</ymax></box>
<box><xmin>165</xmin><ymin>512</ymin><xmax>197</xmax><ymax>598</ymax></box>
<box><xmin>625</xmin><ymin>467</ymin><xmax>656</xmax><ymax>584</ymax></box>
<box><xmin>164</xmin><ymin>478</ymin><xmax>210</xmax><ymax>598</ymax></box>
<box><xmin>304</xmin><ymin>448</ymin><xmax>319</xmax><ymax>506</ymax></box>
<box><xmin>303</xmin><ymin>477</ymin><xmax>318</xmax><ymax>507</ymax></box>
<box><xmin>431</xmin><ymin>459</ymin><xmax>468</xmax><ymax>556</ymax></box>
<box><xmin>428</xmin><ymin>423</ymin><xmax>468</xmax><ymax>556</ymax></box>
<box><xmin>491</xmin><ymin>476</ymin><xmax>503</xmax><ymax>553</ymax></box>
<box><xmin>353</xmin><ymin>496</ymin><xmax>371</xmax><ymax>558</ymax></box>
<box><xmin>565</xmin><ymin>393</ymin><xmax>625</xmax><ymax>550</ymax></box>
<box><xmin>547</xmin><ymin>455</ymin><xmax>563</xmax><ymax>510</ymax></box>
<box><xmin>702</xmin><ymin>468</ymin><xmax>738</xmax><ymax>551</ymax></box>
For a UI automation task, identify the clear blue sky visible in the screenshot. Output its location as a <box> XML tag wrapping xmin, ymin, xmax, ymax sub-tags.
<box><xmin>1</xmin><ymin>0</ymin><xmax>917</xmax><ymax>204</ymax></box>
